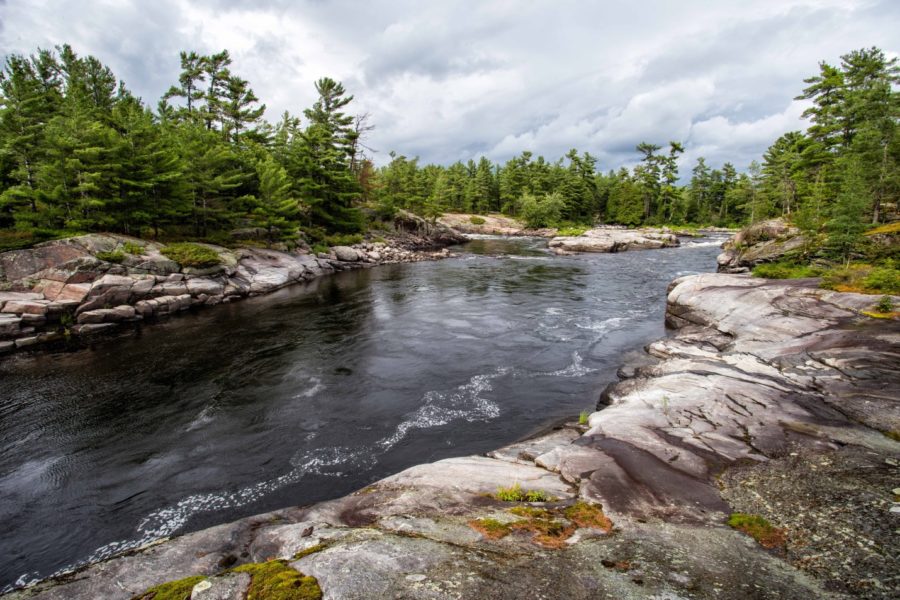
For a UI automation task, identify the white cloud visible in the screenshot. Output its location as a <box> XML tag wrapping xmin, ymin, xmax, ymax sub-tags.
<box><xmin>0</xmin><ymin>0</ymin><xmax>897</xmax><ymax>173</ymax></box>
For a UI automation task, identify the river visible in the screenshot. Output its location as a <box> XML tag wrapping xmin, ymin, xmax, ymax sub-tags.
<box><xmin>0</xmin><ymin>235</ymin><xmax>725</xmax><ymax>590</ymax></box>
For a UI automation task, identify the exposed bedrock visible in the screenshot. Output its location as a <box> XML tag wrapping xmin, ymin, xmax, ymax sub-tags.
<box><xmin>549</xmin><ymin>227</ymin><xmax>680</xmax><ymax>254</ymax></box>
<box><xmin>0</xmin><ymin>223</ymin><xmax>461</xmax><ymax>355</ymax></box>
<box><xmin>8</xmin><ymin>274</ymin><xmax>897</xmax><ymax>599</ymax></box>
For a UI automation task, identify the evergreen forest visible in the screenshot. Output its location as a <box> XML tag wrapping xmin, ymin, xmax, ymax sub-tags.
<box><xmin>0</xmin><ymin>44</ymin><xmax>897</xmax><ymax>259</ymax></box>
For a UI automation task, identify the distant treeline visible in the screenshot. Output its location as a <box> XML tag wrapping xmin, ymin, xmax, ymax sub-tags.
<box><xmin>0</xmin><ymin>44</ymin><xmax>896</xmax><ymax>251</ymax></box>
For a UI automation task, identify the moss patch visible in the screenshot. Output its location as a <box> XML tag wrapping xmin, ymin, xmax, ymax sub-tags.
<box><xmin>564</xmin><ymin>501</ymin><xmax>613</xmax><ymax>532</ymax></box>
<box><xmin>727</xmin><ymin>513</ymin><xmax>786</xmax><ymax>550</ymax></box>
<box><xmin>468</xmin><ymin>518</ymin><xmax>512</xmax><ymax>539</ymax></box>
<box><xmin>131</xmin><ymin>575</ymin><xmax>206</xmax><ymax>600</ymax></box>
<box><xmin>469</xmin><ymin>215</ymin><xmax>486</xmax><ymax>225</ymax></box>
<box><xmin>160</xmin><ymin>242</ymin><xmax>221</xmax><ymax>268</ymax></box>
<box><xmin>232</xmin><ymin>560</ymin><xmax>322</xmax><ymax>600</ymax></box>
<box><xmin>292</xmin><ymin>543</ymin><xmax>327</xmax><ymax>560</ymax></box>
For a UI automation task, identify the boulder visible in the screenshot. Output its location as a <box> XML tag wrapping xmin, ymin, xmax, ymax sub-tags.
<box><xmin>332</xmin><ymin>246</ymin><xmax>360</xmax><ymax>262</ymax></box>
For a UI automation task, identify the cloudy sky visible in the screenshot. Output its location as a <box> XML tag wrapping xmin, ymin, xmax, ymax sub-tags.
<box><xmin>1</xmin><ymin>0</ymin><xmax>897</xmax><ymax>172</ymax></box>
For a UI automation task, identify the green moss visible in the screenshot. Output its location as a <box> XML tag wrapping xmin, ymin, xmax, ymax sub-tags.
<box><xmin>494</xmin><ymin>482</ymin><xmax>553</xmax><ymax>502</ymax></box>
<box><xmin>468</xmin><ymin>517</ymin><xmax>512</xmax><ymax>539</ymax></box>
<box><xmin>96</xmin><ymin>250</ymin><xmax>126</xmax><ymax>263</ymax></box>
<box><xmin>160</xmin><ymin>242</ymin><xmax>221</xmax><ymax>268</ymax></box>
<box><xmin>469</xmin><ymin>215</ymin><xmax>486</xmax><ymax>225</ymax></box>
<box><xmin>292</xmin><ymin>543</ymin><xmax>327</xmax><ymax>560</ymax></box>
<box><xmin>131</xmin><ymin>575</ymin><xmax>206</xmax><ymax>600</ymax></box>
<box><xmin>727</xmin><ymin>513</ymin><xmax>786</xmax><ymax>549</ymax></box>
<box><xmin>564</xmin><ymin>501</ymin><xmax>613</xmax><ymax>532</ymax></box>
<box><xmin>232</xmin><ymin>560</ymin><xmax>322</xmax><ymax>600</ymax></box>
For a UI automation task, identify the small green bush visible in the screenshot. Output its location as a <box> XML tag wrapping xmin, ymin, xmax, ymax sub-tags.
<box><xmin>578</xmin><ymin>410</ymin><xmax>590</xmax><ymax>425</ymax></box>
<box><xmin>752</xmin><ymin>262</ymin><xmax>823</xmax><ymax>279</ymax></box>
<box><xmin>325</xmin><ymin>233</ymin><xmax>363</xmax><ymax>246</ymax></box>
<box><xmin>862</xmin><ymin>267</ymin><xmax>900</xmax><ymax>295</ymax></box>
<box><xmin>876</xmin><ymin>295</ymin><xmax>894</xmax><ymax>313</ymax></box>
<box><xmin>160</xmin><ymin>242</ymin><xmax>221</xmax><ymax>268</ymax></box>
<box><xmin>469</xmin><ymin>215</ymin><xmax>486</xmax><ymax>225</ymax></box>
<box><xmin>122</xmin><ymin>241</ymin><xmax>145</xmax><ymax>255</ymax></box>
<box><xmin>311</xmin><ymin>243</ymin><xmax>330</xmax><ymax>255</ymax></box>
<box><xmin>96</xmin><ymin>250</ymin><xmax>126</xmax><ymax>263</ymax></box>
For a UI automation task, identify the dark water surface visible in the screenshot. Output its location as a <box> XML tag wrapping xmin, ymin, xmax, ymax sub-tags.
<box><xmin>0</xmin><ymin>235</ymin><xmax>724</xmax><ymax>590</ymax></box>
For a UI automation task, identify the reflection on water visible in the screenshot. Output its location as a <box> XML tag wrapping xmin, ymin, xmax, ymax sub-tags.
<box><xmin>0</xmin><ymin>235</ymin><xmax>725</xmax><ymax>590</ymax></box>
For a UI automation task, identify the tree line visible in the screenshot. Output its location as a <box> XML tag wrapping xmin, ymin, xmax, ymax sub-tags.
<box><xmin>0</xmin><ymin>44</ymin><xmax>896</xmax><ymax>252</ymax></box>
<box><xmin>0</xmin><ymin>45</ymin><xmax>365</xmax><ymax>249</ymax></box>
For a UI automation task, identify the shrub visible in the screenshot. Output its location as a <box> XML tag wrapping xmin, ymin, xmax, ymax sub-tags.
<box><xmin>520</xmin><ymin>192</ymin><xmax>565</xmax><ymax>229</ymax></box>
<box><xmin>578</xmin><ymin>410</ymin><xmax>590</xmax><ymax>425</ymax></box>
<box><xmin>469</xmin><ymin>215</ymin><xmax>486</xmax><ymax>225</ymax></box>
<box><xmin>862</xmin><ymin>266</ymin><xmax>900</xmax><ymax>295</ymax></box>
<box><xmin>122</xmin><ymin>241</ymin><xmax>145</xmax><ymax>255</ymax></box>
<box><xmin>325</xmin><ymin>233</ymin><xmax>363</xmax><ymax>247</ymax></box>
<box><xmin>311</xmin><ymin>243</ymin><xmax>330</xmax><ymax>255</ymax></box>
<box><xmin>160</xmin><ymin>242</ymin><xmax>221</xmax><ymax>268</ymax></box>
<box><xmin>752</xmin><ymin>262</ymin><xmax>822</xmax><ymax>279</ymax></box>
<box><xmin>876</xmin><ymin>295</ymin><xmax>894</xmax><ymax>313</ymax></box>
<box><xmin>96</xmin><ymin>250</ymin><xmax>125</xmax><ymax>263</ymax></box>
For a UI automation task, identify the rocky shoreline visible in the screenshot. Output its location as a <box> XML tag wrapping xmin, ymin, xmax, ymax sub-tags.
<box><xmin>7</xmin><ymin>273</ymin><xmax>897</xmax><ymax>599</ymax></box>
<box><xmin>0</xmin><ymin>214</ymin><xmax>465</xmax><ymax>356</ymax></box>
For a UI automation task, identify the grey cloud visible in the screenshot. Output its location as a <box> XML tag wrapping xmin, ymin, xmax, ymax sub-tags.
<box><xmin>1</xmin><ymin>0</ymin><xmax>898</xmax><ymax>173</ymax></box>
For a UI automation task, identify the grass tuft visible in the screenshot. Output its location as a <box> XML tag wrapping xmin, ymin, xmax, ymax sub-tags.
<box><xmin>494</xmin><ymin>482</ymin><xmax>553</xmax><ymax>502</ymax></box>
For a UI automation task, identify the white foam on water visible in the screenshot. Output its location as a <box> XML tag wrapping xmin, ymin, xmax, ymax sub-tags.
<box><xmin>543</xmin><ymin>351</ymin><xmax>596</xmax><ymax>377</ymax></box>
<box><xmin>184</xmin><ymin>405</ymin><xmax>216</xmax><ymax>432</ymax></box>
<box><xmin>377</xmin><ymin>368</ymin><xmax>506</xmax><ymax>451</ymax></box>
<box><xmin>294</xmin><ymin>376</ymin><xmax>325</xmax><ymax>398</ymax></box>
<box><xmin>683</xmin><ymin>240</ymin><xmax>725</xmax><ymax>248</ymax></box>
<box><xmin>31</xmin><ymin>368</ymin><xmax>510</xmax><ymax>588</ymax></box>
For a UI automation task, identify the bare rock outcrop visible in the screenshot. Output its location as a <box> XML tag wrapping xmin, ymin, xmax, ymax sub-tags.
<box><xmin>8</xmin><ymin>274</ymin><xmax>896</xmax><ymax>599</ymax></box>
<box><xmin>0</xmin><ymin>231</ymin><xmax>460</xmax><ymax>355</ymax></box>
<box><xmin>549</xmin><ymin>227</ymin><xmax>680</xmax><ymax>254</ymax></box>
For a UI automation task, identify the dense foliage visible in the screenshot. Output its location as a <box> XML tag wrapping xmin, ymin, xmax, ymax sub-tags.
<box><xmin>0</xmin><ymin>45</ymin><xmax>365</xmax><ymax>250</ymax></box>
<box><xmin>0</xmin><ymin>44</ymin><xmax>896</xmax><ymax>254</ymax></box>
